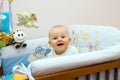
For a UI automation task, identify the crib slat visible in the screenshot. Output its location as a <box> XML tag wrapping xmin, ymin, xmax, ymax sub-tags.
<box><xmin>75</xmin><ymin>77</ymin><xmax>79</xmax><ymax>80</ymax></box>
<box><xmin>114</xmin><ymin>68</ymin><xmax>118</xmax><ymax>80</ymax></box>
<box><xmin>86</xmin><ymin>75</ymin><xmax>90</xmax><ymax>80</ymax></box>
<box><xmin>106</xmin><ymin>70</ymin><xmax>110</xmax><ymax>80</ymax></box>
<box><xmin>97</xmin><ymin>72</ymin><xmax>100</xmax><ymax>80</ymax></box>
<box><xmin>0</xmin><ymin>67</ymin><xmax>2</xmax><ymax>77</ymax></box>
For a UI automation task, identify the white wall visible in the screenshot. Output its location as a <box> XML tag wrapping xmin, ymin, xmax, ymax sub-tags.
<box><xmin>3</xmin><ymin>0</ymin><xmax>120</xmax><ymax>40</ymax></box>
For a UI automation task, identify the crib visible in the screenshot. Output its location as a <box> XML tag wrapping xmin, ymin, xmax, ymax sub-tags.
<box><xmin>0</xmin><ymin>25</ymin><xmax>120</xmax><ymax>80</ymax></box>
<box><xmin>34</xmin><ymin>59</ymin><xmax>120</xmax><ymax>80</ymax></box>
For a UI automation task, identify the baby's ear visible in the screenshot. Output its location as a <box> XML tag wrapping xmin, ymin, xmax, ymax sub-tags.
<box><xmin>69</xmin><ymin>37</ymin><xmax>72</xmax><ymax>43</ymax></box>
<box><xmin>48</xmin><ymin>41</ymin><xmax>51</xmax><ymax>46</ymax></box>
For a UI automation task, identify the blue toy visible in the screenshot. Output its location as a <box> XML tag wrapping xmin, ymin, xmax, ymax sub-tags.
<box><xmin>0</xmin><ymin>12</ymin><xmax>11</xmax><ymax>34</ymax></box>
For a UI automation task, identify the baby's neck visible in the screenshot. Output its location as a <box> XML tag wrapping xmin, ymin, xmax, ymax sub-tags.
<box><xmin>55</xmin><ymin>50</ymin><xmax>65</xmax><ymax>55</ymax></box>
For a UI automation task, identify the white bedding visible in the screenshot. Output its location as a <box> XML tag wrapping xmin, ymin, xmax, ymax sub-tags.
<box><xmin>29</xmin><ymin>44</ymin><xmax>120</xmax><ymax>76</ymax></box>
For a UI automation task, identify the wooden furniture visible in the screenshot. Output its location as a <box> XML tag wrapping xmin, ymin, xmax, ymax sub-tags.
<box><xmin>34</xmin><ymin>59</ymin><xmax>120</xmax><ymax>80</ymax></box>
<box><xmin>0</xmin><ymin>67</ymin><xmax>2</xmax><ymax>77</ymax></box>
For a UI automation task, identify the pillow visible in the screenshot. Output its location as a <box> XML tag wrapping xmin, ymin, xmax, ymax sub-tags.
<box><xmin>0</xmin><ymin>12</ymin><xmax>11</xmax><ymax>34</ymax></box>
<box><xmin>0</xmin><ymin>38</ymin><xmax>49</xmax><ymax>76</ymax></box>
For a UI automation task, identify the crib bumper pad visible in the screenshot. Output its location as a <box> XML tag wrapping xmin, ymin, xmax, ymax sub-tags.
<box><xmin>69</xmin><ymin>25</ymin><xmax>120</xmax><ymax>52</ymax></box>
<box><xmin>29</xmin><ymin>44</ymin><xmax>120</xmax><ymax>76</ymax></box>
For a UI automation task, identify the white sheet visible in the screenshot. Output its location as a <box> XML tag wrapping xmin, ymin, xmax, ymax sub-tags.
<box><xmin>28</xmin><ymin>44</ymin><xmax>120</xmax><ymax>76</ymax></box>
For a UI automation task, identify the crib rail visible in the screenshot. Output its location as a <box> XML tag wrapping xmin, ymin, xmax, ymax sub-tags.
<box><xmin>0</xmin><ymin>67</ymin><xmax>2</xmax><ymax>77</ymax></box>
<box><xmin>35</xmin><ymin>59</ymin><xmax>120</xmax><ymax>80</ymax></box>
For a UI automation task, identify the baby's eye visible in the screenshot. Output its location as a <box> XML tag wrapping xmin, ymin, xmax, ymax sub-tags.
<box><xmin>62</xmin><ymin>36</ymin><xmax>65</xmax><ymax>38</ymax></box>
<box><xmin>53</xmin><ymin>37</ymin><xmax>57</xmax><ymax>40</ymax></box>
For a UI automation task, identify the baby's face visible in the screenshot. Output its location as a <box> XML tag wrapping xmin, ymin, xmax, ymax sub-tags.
<box><xmin>49</xmin><ymin>27</ymin><xmax>71</xmax><ymax>55</ymax></box>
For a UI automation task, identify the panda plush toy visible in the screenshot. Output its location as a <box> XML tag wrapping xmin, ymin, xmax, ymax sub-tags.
<box><xmin>12</xmin><ymin>29</ymin><xmax>27</xmax><ymax>49</ymax></box>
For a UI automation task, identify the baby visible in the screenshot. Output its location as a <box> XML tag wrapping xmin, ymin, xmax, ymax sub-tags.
<box><xmin>47</xmin><ymin>25</ymin><xmax>79</xmax><ymax>58</ymax></box>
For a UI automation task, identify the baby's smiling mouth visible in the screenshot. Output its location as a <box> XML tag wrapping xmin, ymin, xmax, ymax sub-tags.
<box><xmin>57</xmin><ymin>43</ymin><xmax>64</xmax><ymax>46</ymax></box>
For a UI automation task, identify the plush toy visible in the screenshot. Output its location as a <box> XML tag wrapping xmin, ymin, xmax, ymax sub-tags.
<box><xmin>3</xmin><ymin>63</ymin><xmax>34</xmax><ymax>80</ymax></box>
<box><xmin>3</xmin><ymin>73</ymin><xmax>28</xmax><ymax>80</ymax></box>
<box><xmin>28</xmin><ymin>46</ymin><xmax>51</xmax><ymax>63</ymax></box>
<box><xmin>12</xmin><ymin>29</ymin><xmax>27</xmax><ymax>49</ymax></box>
<box><xmin>0</xmin><ymin>32</ymin><xmax>13</xmax><ymax>48</ymax></box>
<box><xmin>13</xmin><ymin>63</ymin><xmax>34</xmax><ymax>80</ymax></box>
<box><xmin>17</xmin><ymin>11</ymin><xmax>39</xmax><ymax>28</ymax></box>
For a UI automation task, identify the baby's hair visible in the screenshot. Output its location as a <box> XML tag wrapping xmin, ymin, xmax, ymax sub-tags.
<box><xmin>52</xmin><ymin>25</ymin><xmax>65</xmax><ymax>28</ymax></box>
<box><xmin>49</xmin><ymin>25</ymin><xmax>69</xmax><ymax>38</ymax></box>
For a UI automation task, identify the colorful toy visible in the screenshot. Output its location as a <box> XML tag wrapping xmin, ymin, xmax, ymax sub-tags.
<box><xmin>13</xmin><ymin>73</ymin><xmax>28</xmax><ymax>80</ymax></box>
<box><xmin>3</xmin><ymin>63</ymin><xmax>34</xmax><ymax>80</ymax></box>
<box><xmin>12</xmin><ymin>29</ymin><xmax>27</xmax><ymax>49</ymax></box>
<box><xmin>12</xmin><ymin>63</ymin><xmax>34</xmax><ymax>80</ymax></box>
<box><xmin>28</xmin><ymin>46</ymin><xmax>51</xmax><ymax>62</ymax></box>
<box><xmin>0</xmin><ymin>32</ymin><xmax>13</xmax><ymax>48</ymax></box>
<box><xmin>17</xmin><ymin>11</ymin><xmax>39</xmax><ymax>28</ymax></box>
<box><xmin>3</xmin><ymin>73</ymin><xmax>28</xmax><ymax>80</ymax></box>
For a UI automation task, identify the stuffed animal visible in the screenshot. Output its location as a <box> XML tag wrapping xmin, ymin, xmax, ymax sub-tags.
<box><xmin>17</xmin><ymin>11</ymin><xmax>39</xmax><ymax>28</ymax></box>
<box><xmin>0</xmin><ymin>32</ymin><xmax>13</xmax><ymax>48</ymax></box>
<box><xmin>12</xmin><ymin>29</ymin><xmax>27</xmax><ymax>49</ymax></box>
<box><xmin>28</xmin><ymin>46</ymin><xmax>51</xmax><ymax>63</ymax></box>
<box><xmin>3</xmin><ymin>73</ymin><xmax>28</xmax><ymax>80</ymax></box>
<box><xmin>3</xmin><ymin>63</ymin><xmax>33</xmax><ymax>80</ymax></box>
<box><xmin>12</xmin><ymin>63</ymin><xmax>34</xmax><ymax>80</ymax></box>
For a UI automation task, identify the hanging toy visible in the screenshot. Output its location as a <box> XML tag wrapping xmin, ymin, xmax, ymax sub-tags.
<box><xmin>0</xmin><ymin>15</ymin><xmax>3</xmax><ymax>29</ymax></box>
<box><xmin>17</xmin><ymin>11</ymin><xmax>39</xmax><ymax>28</ymax></box>
<box><xmin>0</xmin><ymin>0</ymin><xmax>4</xmax><ymax>29</ymax></box>
<box><xmin>8</xmin><ymin>0</ymin><xmax>14</xmax><ymax>3</ymax></box>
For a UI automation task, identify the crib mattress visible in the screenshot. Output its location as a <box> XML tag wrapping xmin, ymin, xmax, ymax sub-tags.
<box><xmin>28</xmin><ymin>44</ymin><xmax>120</xmax><ymax>77</ymax></box>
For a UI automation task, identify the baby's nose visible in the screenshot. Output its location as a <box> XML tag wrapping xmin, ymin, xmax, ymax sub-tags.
<box><xmin>58</xmin><ymin>38</ymin><xmax>62</xmax><ymax>41</ymax></box>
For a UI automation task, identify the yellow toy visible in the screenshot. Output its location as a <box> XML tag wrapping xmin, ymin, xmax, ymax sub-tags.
<box><xmin>0</xmin><ymin>32</ymin><xmax>13</xmax><ymax>48</ymax></box>
<box><xmin>13</xmin><ymin>73</ymin><xmax>28</xmax><ymax>80</ymax></box>
<box><xmin>3</xmin><ymin>73</ymin><xmax>28</xmax><ymax>80</ymax></box>
<box><xmin>8</xmin><ymin>0</ymin><xmax>14</xmax><ymax>2</ymax></box>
